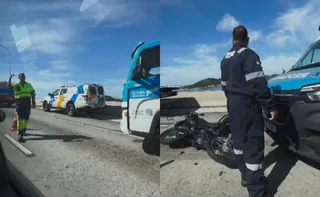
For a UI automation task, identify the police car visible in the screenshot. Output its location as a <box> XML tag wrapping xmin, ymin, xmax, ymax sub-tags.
<box><xmin>264</xmin><ymin>25</ymin><xmax>320</xmax><ymax>163</ymax></box>
<box><xmin>42</xmin><ymin>84</ymin><xmax>106</xmax><ymax>116</ymax></box>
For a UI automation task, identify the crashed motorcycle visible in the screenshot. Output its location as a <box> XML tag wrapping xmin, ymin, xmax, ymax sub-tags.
<box><xmin>160</xmin><ymin>111</ymin><xmax>237</xmax><ymax>169</ymax></box>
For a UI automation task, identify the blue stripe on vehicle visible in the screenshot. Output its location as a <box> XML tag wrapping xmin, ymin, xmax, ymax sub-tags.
<box><xmin>71</xmin><ymin>94</ymin><xmax>78</xmax><ymax>103</ymax></box>
<box><xmin>268</xmin><ymin>67</ymin><xmax>320</xmax><ymax>91</ymax></box>
<box><xmin>69</xmin><ymin>85</ymin><xmax>84</xmax><ymax>103</ymax></box>
<box><xmin>77</xmin><ymin>85</ymin><xmax>84</xmax><ymax>94</ymax></box>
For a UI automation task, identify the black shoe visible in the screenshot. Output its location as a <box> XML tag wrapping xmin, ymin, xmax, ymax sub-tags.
<box><xmin>241</xmin><ymin>176</ymin><xmax>268</xmax><ymax>187</ymax></box>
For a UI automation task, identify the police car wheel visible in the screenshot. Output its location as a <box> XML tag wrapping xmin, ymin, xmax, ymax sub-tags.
<box><xmin>43</xmin><ymin>101</ymin><xmax>50</xmax><ymax>112</ymax></box>
<box><xmin>67</xmin><ymin>103</ymin><xmax>76</xmax><ymax>117</ymax></box>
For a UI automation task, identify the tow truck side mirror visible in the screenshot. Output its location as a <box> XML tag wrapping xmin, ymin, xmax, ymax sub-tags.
<box><xmin>48</xmin><ymin>93</ymin><xmax>52</xmax><ymax>96</ymax></box>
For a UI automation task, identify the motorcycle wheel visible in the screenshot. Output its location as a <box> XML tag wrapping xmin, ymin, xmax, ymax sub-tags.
<box><xmin>160</xmin><ymin>127</ymin><xmax>189</xmax><ymax>145</ymax></box>
<box><xmin>205</xmin><ymin>135</ymin><xmax>238</xmax><ymax>169</ymax></box>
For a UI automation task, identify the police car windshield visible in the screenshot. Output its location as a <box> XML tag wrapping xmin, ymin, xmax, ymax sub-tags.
<box><xmin>291</xmin><ymin>40</ymin><xmax>320</xmax><ymax>71</ymax></box>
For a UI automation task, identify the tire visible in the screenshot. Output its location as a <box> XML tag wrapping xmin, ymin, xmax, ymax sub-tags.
<box><xmin>66</xmin><ymin>103</ymin><xmax>76</xmax><ymax>117</ymax></box>
<box><xmin>205</xmin><ymin>135</ymin><xmax>238</xmax><ymax>169</ymax></box>
<box><xmin>43</xmin><ymin>101</ymin><xmax>50</xmax><ymax>112</ymax></box>
<box><xmin>160</xmin><ymin>127</ymin><xmax>188</xmax><ymax>145</ymax></box>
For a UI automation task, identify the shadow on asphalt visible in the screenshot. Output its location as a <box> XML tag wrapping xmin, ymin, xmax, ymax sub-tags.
<box><xmin>141</xmin><ymin>136</ymin><xmax>160</xmax><ymax>157</ymax></box>
<box><xmin>20</xmin><ymin>133</ymin><xmax>92</xmax><ymax>143</ymax></box>
<box><xmin>264</xmin><ymin>144</ymin><xmax>320</xmax><ymax>195</ymax></box>
<box><xmin>264</xmin><ymin>146</ymin><xmax>298</xmax><ymax>196</ymax></box>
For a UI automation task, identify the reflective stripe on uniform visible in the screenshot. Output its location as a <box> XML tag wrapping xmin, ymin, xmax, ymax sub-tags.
<box><xmin>245</xmin><ymin>71</ymin><xmax>265</xmax><ymax>81</ymax></box>
<box><xmin>237</xmin><ymin>47</ymin><xmax>247</xmax><ymax>53</ymax></box>
<box><xmin>225</xmin><ymin>51</ymin><xmax>235</xmax><ymax>59</ymax></box>
<box><xmin>245</xmin><ymin>163</ymin><xmax>263</xmax><ymax>171</ymax></box>
<box><xmin>233</xmin><ymin>149</ymin><xmax>243</xmax><ymax>155</ymax></box>
<box><xmin>221</xmin><ymin>81</ymin><xmax>227</xmax><ymax>86</ymax></box>
<box><xmin>15</xmin><ymin>95</ymin><xmax>31</xmax><ymax>99</ymax></box>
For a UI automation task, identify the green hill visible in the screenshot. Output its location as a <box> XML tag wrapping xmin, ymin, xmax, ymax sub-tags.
<box><xmin>182</xmin><ymin>78</ymin><xmax>221</xmax><ymax>89</ymax></box>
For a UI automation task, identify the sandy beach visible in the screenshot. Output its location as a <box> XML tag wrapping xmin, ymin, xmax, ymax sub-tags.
<box><xmin>161</xmin><ymin>91</ymin><xmax>227</xmax><ymax>109</ymax></box>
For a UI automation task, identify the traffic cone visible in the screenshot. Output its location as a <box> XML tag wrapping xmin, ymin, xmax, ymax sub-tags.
<box><xmin>10</xmin><ymin>115</ymin><xmax>17</xmax><ymax>131</ymax></box>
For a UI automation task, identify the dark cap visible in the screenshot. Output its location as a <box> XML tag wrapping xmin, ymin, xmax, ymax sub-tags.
<box><xmin>232</xmin><ymin>25</ymin><xmax>248</xmax><ymax>42</ymax></box>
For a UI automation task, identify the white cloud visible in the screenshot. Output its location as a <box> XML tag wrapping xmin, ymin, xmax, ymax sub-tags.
<box><xmin>161</xmin><ymin>43</ymin><xmax>225</xmax><ymax>86</ymax></box>
<box><xmin>79</xmin><ymin>0</ymin><xmax>162</xmax><ymax>28</ymax></box>
<box><xmin>216</xmin><ymin>14</ymin><xmax>240</xmax><ymax>32</ymax></box>
<box><xmin>36</xmin><ymin>69</ymin><xmax>71</xmax><ymax>78</ymax></box>
<box><xmin>162</xmin><ymin>43</ymin><xmax>301</xmax><ymax>86</ymax></box>
<box><xmin>50</xmin><ymin>60</ymin><xmax>74</xmax><ymax>70</ymax></box>
<box><xmin>27</xmin><ymin>18</ymin><xmax>76</xmax><ymax>55</ymax></box>
<box><xmin>266</xmin><ymin>0</ymin><xmax>320</xmax><ymax>47</ymax></box>
<box><xmin>80</xmin><ymin>0</ymin><xmax>100</xmax><ymax>12</ymax></box>
<box><xmin>249</xmin><ymin>30</ymin><xmax>262</xmax><ymax>42</ymax></box>
<box><xmin>216</xmin><ymin>14</ymin><xmax>262</xmax><ymax>43</ymax></box>
<box><xmin>260</xmin><ymin>53</ymin><xmax>300</xmax><ymax>74</ymax></box>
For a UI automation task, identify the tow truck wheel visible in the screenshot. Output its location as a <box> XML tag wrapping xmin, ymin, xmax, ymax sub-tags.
<box><xmin>66</xmin><ymin>103</ymin><xmax>76</xmax><ymax>117</ymax></box>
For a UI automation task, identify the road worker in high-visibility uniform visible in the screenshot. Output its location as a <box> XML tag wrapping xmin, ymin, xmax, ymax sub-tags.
<box><xmin>8</xmin><ymin>73</ymin><xmax>36</xmax><ymax>142</ymax></box>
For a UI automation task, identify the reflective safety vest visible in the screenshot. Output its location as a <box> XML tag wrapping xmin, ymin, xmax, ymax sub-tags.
<box><xmin>12</xmin><ymin>82</ymin><xmax>35</xmax><ymax>99</ymax></box>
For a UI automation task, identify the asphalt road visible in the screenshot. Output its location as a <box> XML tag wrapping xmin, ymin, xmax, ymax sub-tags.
<box><xmin>0</xmin><ymin>107</ymin><xmax>160</xmax><ymax>197</ymax></box>
<box><xmin>160</xmin><ymin>113</ymin><xmax>320</xmax><ymax>197</ymax></box>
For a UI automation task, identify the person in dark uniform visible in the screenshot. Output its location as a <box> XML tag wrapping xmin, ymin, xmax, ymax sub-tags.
<box><xmin>220</xmin><ymin>25</ymin><xmax>277</xmax><ymax>197</ymax></box>
<box><xmin>8</xmin><ymin>73</ymin><xmax>36</xmax><ymax>142</ymax></box>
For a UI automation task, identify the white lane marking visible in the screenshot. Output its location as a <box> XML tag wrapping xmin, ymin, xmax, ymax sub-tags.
<box><xmin>4</xmin><ymin>134</ymin><xmax>34</xmax><ymax>156</ymax></box>
<box><xmin>160</xmin><ymin>124</ymin><xmax>172</xmax><ymax>127</ymax></box>
<box><xmin>109</xmin><ymin>119</ymin><xmax>121</xmax><ymax>123</ymax></box>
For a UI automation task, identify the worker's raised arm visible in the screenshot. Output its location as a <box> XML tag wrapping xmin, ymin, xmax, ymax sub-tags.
<box><xmin>243</xmin><ymin>49</ymin><xmax>276</xmax><ymax>112</ymax></box>
<box><xmin>8</xmin><ymin>74</ymin><xmax>14</xmax><ymax>89</ymax></box>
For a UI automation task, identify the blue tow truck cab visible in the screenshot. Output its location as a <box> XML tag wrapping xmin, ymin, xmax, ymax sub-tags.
<box><xmin>120</xmin><ymin>41</ymin><xmax>160</xmax><ymax>138</ymax></box>
<box><xmin>264</xmin><ymin>26</ymin><xmax>320</xmax><ymax>163</ymax></box>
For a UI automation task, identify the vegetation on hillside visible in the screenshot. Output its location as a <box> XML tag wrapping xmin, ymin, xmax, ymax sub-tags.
<box><xmin>182</xmin><ymin>78</ymin><xmax>221</xmax><ymax>89</ymax></box>
<box><xmin>182</xmin><ymin>74</ymin><xmax>279</xmax><ymax>89</ymax></box>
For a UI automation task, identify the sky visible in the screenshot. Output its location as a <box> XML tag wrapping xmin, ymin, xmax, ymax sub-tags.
<box><xmin>0</xmin><ymin>0</ymin><xmax>320</xmax><ymax>97</ymax></box>
<box><xmin>161</xmin><ymin>0</ymin><xmax>320</xmax><ymax>86</ymax></box>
